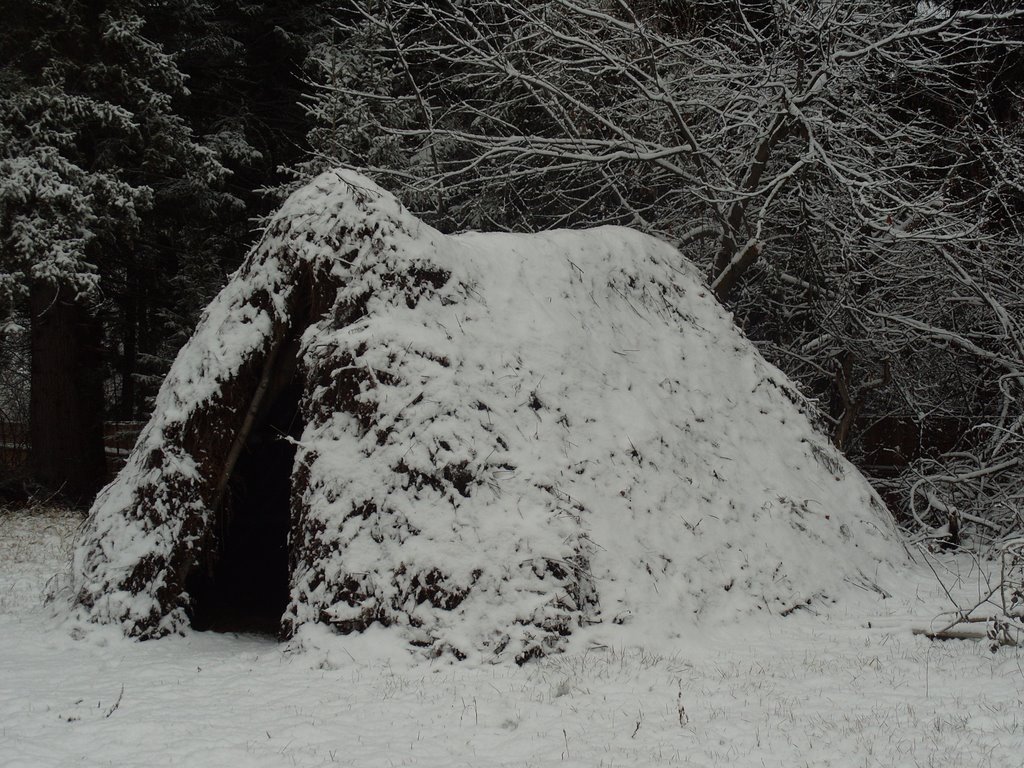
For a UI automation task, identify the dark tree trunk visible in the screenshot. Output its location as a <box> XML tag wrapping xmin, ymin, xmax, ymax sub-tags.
<box><xmin>29</xmin><ymin>281</ymin><xmax>107</xmax><ymax>503</ymax></box>
<box><xmin>119</xmin><ymin>261</ymin><xmax>138</xmax><ymax>419</ymax></box>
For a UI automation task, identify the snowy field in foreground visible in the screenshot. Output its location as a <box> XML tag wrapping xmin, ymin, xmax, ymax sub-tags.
<box><xmin>2</xmin><ymin>507</ymin><xmax>1022</xmax><ymax>768</ymax></box>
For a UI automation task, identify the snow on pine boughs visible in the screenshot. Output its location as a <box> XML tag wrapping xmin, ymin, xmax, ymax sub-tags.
<box><xmin>73</xmin><ymin>169</ymin><xmax>904</xmax><ymax>660</ymax></box>
<box><xmin>284</xmin><ymin>191</ymin><xmax>596</xmax><ymax>663</ymax></box>
<box><xmin>72</xmin><ymin>172</ymin><xmax>389</xmax><ymax>636</ymax></box>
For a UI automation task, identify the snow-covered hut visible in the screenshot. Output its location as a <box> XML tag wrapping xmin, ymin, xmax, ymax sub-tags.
<box><xmin>72</xmin><ymin>169</ymin><xmax>902</xmax><ymax>662</ymax></box>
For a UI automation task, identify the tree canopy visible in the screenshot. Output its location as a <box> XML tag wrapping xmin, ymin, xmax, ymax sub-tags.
<box><xmin>301</xmin><ymin>0</ymin><xmax>1024</xmax><ymax>542</ymax></box>
<box><xmin>0</xmin><ymin>0</ymin><xmax>1021</xmax><ymax>543</ymax></box>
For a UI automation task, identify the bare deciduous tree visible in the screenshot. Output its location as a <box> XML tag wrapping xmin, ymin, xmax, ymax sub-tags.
<box><xmin>304</xmin><ymin>0</ymin><xmax>1024</xmax><ymax>541</ymax></box>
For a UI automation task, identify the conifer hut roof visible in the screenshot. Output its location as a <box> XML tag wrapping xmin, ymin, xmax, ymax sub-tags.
<box><xmin>72</xmin><ymin>169</ymin><xmax>902</xmax><ymax>662</ymax></box>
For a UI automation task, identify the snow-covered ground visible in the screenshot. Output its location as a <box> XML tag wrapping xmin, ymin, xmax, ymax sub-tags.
<box><xmin>2</xmin><ymin>507</ymin><xmax>1021</xmax><ymax>767</ymax></box>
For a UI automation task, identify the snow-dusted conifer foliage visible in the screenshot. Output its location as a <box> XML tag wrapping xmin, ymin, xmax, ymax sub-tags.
<box><xmin>73</xmin><ymin>170</ymin><xmax>903</xmax><ymax>661</ymax></box>
<box><xmin>0</xmin><ymin>0</ymin><xmax>227</xmax><ymax>314</ymax></box>
<box><xmin>0</xmin><ymin>0</ymin><xmax>240</xmax><ymax>495</ymax></box>
<box><xmin>74</xmin><ymin>171</ymin><xmax>905</xmax><ymax>663</ymax></box>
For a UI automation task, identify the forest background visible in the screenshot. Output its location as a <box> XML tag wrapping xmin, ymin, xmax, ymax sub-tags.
<box><xmin>1</xmin><ymin>0</ymin><xmax>1023</xmax><ymax>550</ymax></box>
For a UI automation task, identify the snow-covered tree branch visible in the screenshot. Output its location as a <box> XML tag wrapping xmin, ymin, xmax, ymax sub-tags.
<box><xmin>304</xmin><ymin>0</ymin><xmax>1024</xmax><ymax>540</ymax></box>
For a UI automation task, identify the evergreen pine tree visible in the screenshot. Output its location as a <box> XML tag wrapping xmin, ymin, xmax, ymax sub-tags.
<box><xmin>0</xmin><ymin>0</ymin><xmax>228</xmax><ymax>499</ymax></box>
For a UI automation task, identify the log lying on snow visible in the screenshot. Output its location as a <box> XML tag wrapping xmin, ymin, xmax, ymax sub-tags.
<box><xmin>912</xmin><ymin>627</ymin><xmax>1019</xmax><ymax>647</ymax></box>
<box><xmin>72</xmin><ymin>169</ymin><xmax>905</xmax><ymax>662</ymax></box>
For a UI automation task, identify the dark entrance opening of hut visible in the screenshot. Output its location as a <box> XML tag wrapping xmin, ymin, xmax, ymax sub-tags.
<box><xmin>186</xmin><ymin>339</ymin><xmax>303</xmax><ymax>635</ymax></box>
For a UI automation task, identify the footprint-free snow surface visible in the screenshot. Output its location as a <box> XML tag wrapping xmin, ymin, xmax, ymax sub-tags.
<box><xmin>74</xmin><ymin>169</ymin><xmax>902</xmax><ymax>661</ymax></box>
<box><xmin>6</xmin><ymin>508</ymin><xmax>1024</xmax><ymax>768</ymax></box>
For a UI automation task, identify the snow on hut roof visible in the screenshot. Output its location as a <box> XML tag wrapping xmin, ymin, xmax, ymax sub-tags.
<box><xmin>72</xmin><ymin>169</ymin><xmax>903</xmax><ymax>662</ymax></box>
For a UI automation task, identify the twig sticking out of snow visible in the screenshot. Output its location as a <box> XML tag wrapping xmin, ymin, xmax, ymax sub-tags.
<box><xmin>104</xmin><ymin>684</ymin><xmax>124</xmax><ymax>718</ymax></box>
